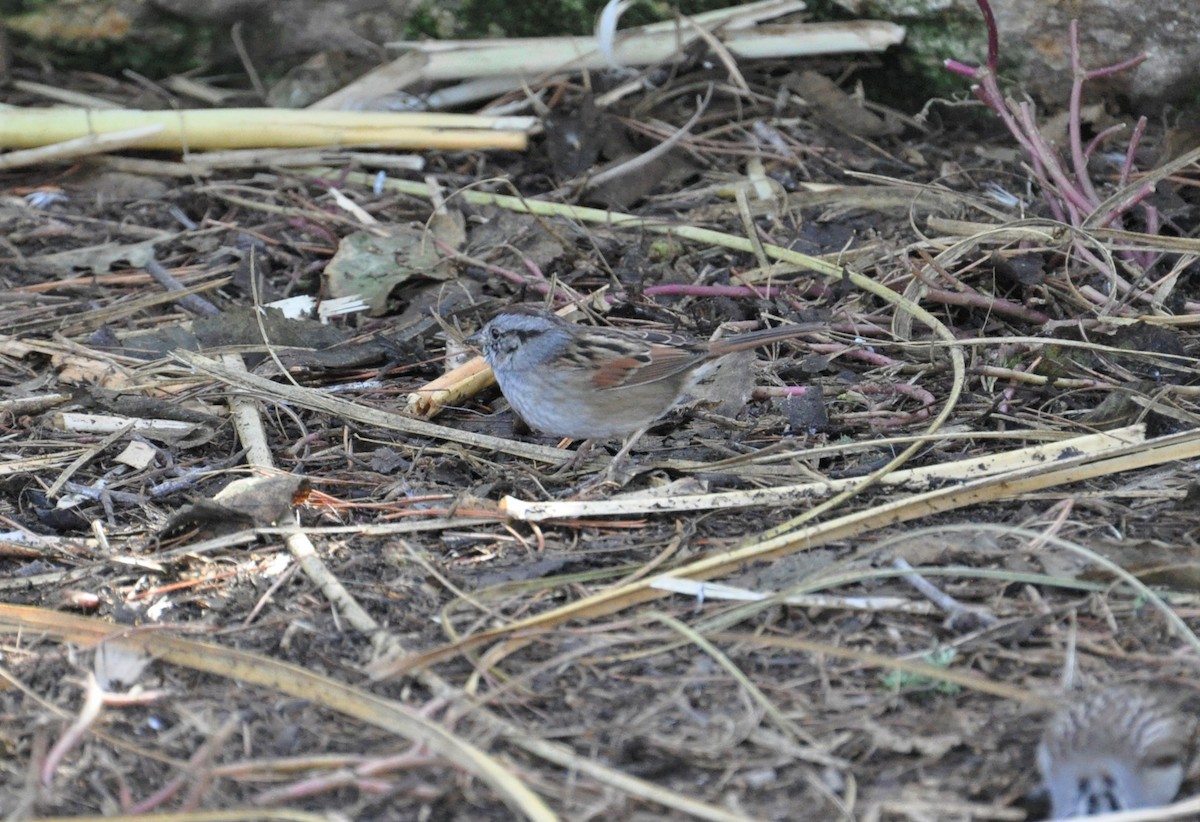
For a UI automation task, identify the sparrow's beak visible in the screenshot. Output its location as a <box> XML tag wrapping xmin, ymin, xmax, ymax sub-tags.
<box><xmin>465</xmin><ymin>328</ymin><xmax>485</xmax><ymax>349</ymax></box>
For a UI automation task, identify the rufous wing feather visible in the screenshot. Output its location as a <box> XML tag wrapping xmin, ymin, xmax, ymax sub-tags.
<box><xmin>591</xmin><ymin>345</ymin><xmax>704</xmax><ymax>389</ymax></box>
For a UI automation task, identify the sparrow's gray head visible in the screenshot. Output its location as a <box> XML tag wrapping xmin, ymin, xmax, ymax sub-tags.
<box><xmin>472</xmin><ymin>307</ymin><xmax>566</xmax><ymax>371</ymax></box>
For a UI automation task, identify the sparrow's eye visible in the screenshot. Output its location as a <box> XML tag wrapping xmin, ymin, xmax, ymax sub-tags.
<box><xmin>489</xmin><ymin>326</ymin><xmax>502</xmax><ymax>340</ymax></box>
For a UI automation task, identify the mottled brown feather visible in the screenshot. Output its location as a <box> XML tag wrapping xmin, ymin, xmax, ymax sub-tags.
<box><xmin>590</xmin><ymin>344</ymin><xmax>703</xmax><ymax>389</ymax></box>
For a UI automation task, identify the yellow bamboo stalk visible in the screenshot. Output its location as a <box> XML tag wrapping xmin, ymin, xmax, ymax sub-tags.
<box><xmin>406</xmin><ymin>355</ymin><xmax>496</xmax><ymax>419</ymax></box>
<box><xmin>0</xmin><ymin>108</ymin><xmax>533</xmax><ymax>151</ymax></box>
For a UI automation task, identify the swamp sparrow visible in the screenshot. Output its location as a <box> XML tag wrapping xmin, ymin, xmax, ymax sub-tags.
<box><xmin>472</xmin><ymin>305</ymin><xmax>824</xmax><ymax>442</ymax></box>
<box><xmin>1037</xmin><ymin>686</ymin><xmax>1194</xmax><ymax>818</ymax></box>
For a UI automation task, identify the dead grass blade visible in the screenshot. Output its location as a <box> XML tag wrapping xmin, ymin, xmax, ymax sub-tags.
<box><xmin>374</xmin><ymin>426</ymin><xmax>1200</xmax><ymax>676</ymax></box>
<box><xmin>648</xmin><ymin>612</ymin><xmax>815</xmax><ymax>747</ymax></box>
<box><xmin>0</xmin><ymin>125</ymin><xmax>165</xmax><ymax>170</ymax></box>
<box><xmin>29</xmin><ymin>811</ymin><xmax>334</xmax><ymax>822</ymax></box>
<box><xmin>173</xmin><ymin>349</ymin><xmax>566</xmax><ymax>464</ymax></box>
<box><xmin>703</xmin><ymin>632</ymin><xmax>1056</xmax><ymax>708</ymax></box>
<box><xmin>501</xmin><ymin>425</ymin><xmax>1146</xmax><ymax>521</ymax></box>
<box><xmin>0</xmin><ymin>604</ymin><xmax>556</xmax><ymax>822</ymax></box>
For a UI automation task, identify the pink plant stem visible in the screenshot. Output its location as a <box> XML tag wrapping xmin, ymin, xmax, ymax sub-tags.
<box><xmin>128</xmin><ymin>776</ymin><xmax>187</xmax><ymax>813</ymax></box>
<box><xmin>943</xmin><ymin>59</ymin><xmax>982</xmax><ymax>79</ymax></box>
<box><xmin>862</xmin><ymin>408</ymin><xmax>933</xmax><ymax>428</ymax></box>
<box><xmin>253</xmin><ymin>772</ymin><xmax>395</xmax><ymax>803</ymax></box>
<box><xmin>1027</xmin><ymin>150</ymin><xmax>1069</xmax><ymax>223</ymax></box>
<box><xmin>1083</xmin><ymin>124</ymin><xmax>1126</xmax><ymax>161</ymax></box>
<box><xmin>41</xmin><ymin>677</ymin><xmax>104</xmax><ymax>786</ymax></box>
<box><xmin>1115</xmin><ymin>116</ymin><xmax>1154</xmax><ymax>270</ymax></box>
<box><xmin>1143</xmin><ymin>203</ymin><xmax>1160</xmax><ymax>238</ymax></box>
<box><xmin>1002</xmin><ymin>354</ymin><xmax>1041</xmax><ymax>413</ymax></box>
<box><xmin>1074</xmin><ymin>280</ymin><xmax>1119</xmax><ymax>311</ymax></box>
<box><xmin>1067</xmin><ymin>33</ymin><xmax>1150</xmax><ymax>247</ymax></box>
<box><xmin>921</xmin><ymin>286</ymin><xmax>1051</xmax><ymax>324</ymax></box>
<box><xmin>1068</xmin><ymin>241</ymin><xmax>1130</xmax><ymax>303</ymax></box>
<box><xmin>978</xmin><ymin>75</ymin><xmax>1039</xmax><ymax>159</ymax></box>
<box><xmin>945</xmin><ymin>59</ymin><xmax>1041</xmax><ymax>167</ymax></box>
<box><xmin>980</xmin><ymin>0</ymin><xmax>999</xmax><ymax>71</ymax></box>
<box><xmin>643</xmin><ymin>283</ymin><xmax>786</xmax><ymax>298</ymax></box>
<box><xmin>1068</xmin><ymin>22</ymin><xmax>1103</xmax><ymax>207</ymax></box>
<box><xmin>906</xmin><ymin>253</ymin><xmax>1052</xmax><ymax>324</ymax></box>
<box><xmin>752</xmin><ymin>385</ymin><xmax>813</xmax><ymax>399</ymax></box>
<box><xmin>1016</xmin><ymin>102</ymin><xmax>1095</xmax><ymax>215</ymax></box>
<box><xmin>860</xmin><ymin>381</ymin><xmax>937</xmax><ymax>409</ymax></box>
<box><xmin>1118</xmin><ymin>116</ymin><xmax>1148</xmax><ymax>189</ymax></box>
<box><xmin>1007</xmin><ymin>103</ymin><xmax>1125</xmax><ymax>282</ymax></box>
<box><xmin>952</xmin><ymin>0</ymin><xmax>1001</xmax><ymax>72</ymax></box>
<box><xmin>806</xmin><ymin>342</ymin><xmax>896</xmax><ymax>367</ymax></box>
<box><xmin>1089</xmin><ymin>181</ymin><xmax>1156</xmax><ymax>229</ymax></box>
<box><xmin>1086</xmin><ymin>53</ymin><xmax>1148</xmax><ymax>80</ymax></box>
<box><xmin>948</xmin><ymin>0</ymin><xmax>1151</xmax><ymax>267</ymax></box>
